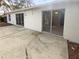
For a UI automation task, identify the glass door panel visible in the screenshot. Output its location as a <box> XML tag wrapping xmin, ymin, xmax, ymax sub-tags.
<box><xmin>52</xmin><ymin>9</ymin><xmax>65</xmax><ymax>35</ymax></box>
<box><xmin>42</xmin><ymin>11</ymin><xmax>51</xmax><ymax>32</ymax></box>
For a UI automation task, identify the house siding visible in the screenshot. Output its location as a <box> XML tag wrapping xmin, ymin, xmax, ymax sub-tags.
<box><xmin>64</xmin><ymin>3</ymin><xmax>79</xmax><ymax>43</ymax></box>
<box><xmin>7</xmin><ymin>14</ymin><xmax>16</xmax><ymax>25</ymax></box>
<box><xmin>7</xmin><ymin>2</ymin><xmax>79</xmax><ymax>43</ymax></box>
<box><xmin>24</xmin><ymin>9</ymin><xmax>42</xmax><ymax>32</ymax></box>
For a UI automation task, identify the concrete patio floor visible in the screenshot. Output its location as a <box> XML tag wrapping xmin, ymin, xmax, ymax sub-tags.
<box><xmin>0</xmin><ymin>25</ymin><xmax>68</xmax><ymax>59</ymax></box>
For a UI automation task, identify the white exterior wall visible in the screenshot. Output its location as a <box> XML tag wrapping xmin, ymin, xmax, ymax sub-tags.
<box><xmin>24</xmin><ymin>9</ymin><xmax>42</xmax><ymax>32</ymax></box>
<box><xmin>64</xmin><ymin>3</ymin><xmax>79</xmax><ymax>43</ymax></box>
<box><xmin>10</xmin><ymin>14</ymin><xmax>16</xmax><ymax>25</ymax></box>
<box><xmin>7</xmin><ymin>15</ymin><xmax>9</xmax><ymax>23</ymax></box>
<box><xmin>7</xmin><ymin>14</ymin><xmax>16</xmax><ymax>25</ymax></box>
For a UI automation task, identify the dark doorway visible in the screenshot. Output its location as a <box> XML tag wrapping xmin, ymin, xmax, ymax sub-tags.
<box><xmin>52</xmin><ymin>9</ymin><xmax>65</xmax><ymax>35</ymax></box>
<box><xmin>16</xmin><ymin>13</ymin><xmax>24</xmax><ymax>26</ymax></box>
<box><xmin>42</xmin><ymin>11</ymin><xmax>51</xmax><ymax>32</ymax></box>
<box><xmin>0</xmin><ymin>16</ymin><xmax>7</xmax><ymax>23</ymax></box>
<box><xmin>3</xmin><ymin>17</ymin><xmax>7</xmax><ymax>23</ymax></box>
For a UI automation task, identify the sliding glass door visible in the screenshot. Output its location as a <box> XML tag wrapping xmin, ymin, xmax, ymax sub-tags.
<box><xmin>52</xmin><ymin>9</ymin><xmax>65</xmax><ymax>35</ymax></box>
<box><xmin>42</xmin><ymin>9</ymin><xmax>65</xmax><ymax>36</ymax></box>
<box><xmin>42</xmin><ymin>11</ymin><xmax>51</xmax><ymax>32</ymax></box>
<box><xmin>16</xmin><ymin>13</ymin><xmax>24</xmax><ymax>26</ymax></box>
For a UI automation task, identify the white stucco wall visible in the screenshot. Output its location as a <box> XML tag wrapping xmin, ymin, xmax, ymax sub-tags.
<box><xmin>7</xmin><ymin>15</ymin><xmax>10</xmax><ymax>23</ymax></box>
<box><xmin>24</xmin><ymin>9</ymin><xmax>42</xmax><ymax>32</ymax></box>
<box><xmin>64</xmin><ymin>3</ymin><xmax>79</xmax><ymax>43</ymax></box>
<box><xmin>7</xmin><ymin>14</ymin><xmax>16</xmax><ymax>25</ymax></box>
<box><xmin>10</xmin><ymin>14</ymin><xmax>16</xmax><ymax>25</ymax></box>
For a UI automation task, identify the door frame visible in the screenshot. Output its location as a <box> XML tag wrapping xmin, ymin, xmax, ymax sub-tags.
<box><xmin>42</xmin><ymin>10</ymin><xmax>52</xmax><ymax>32</ymax></box>
<box><xmin>42</xmin><ymin>9</ymin><xmax>65</xmax><ymax>36</ymax></box>
<box><xmin>16</xmin><ymin>13</ymin><xmax>24</xmax><ymax>26</ymax></box>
